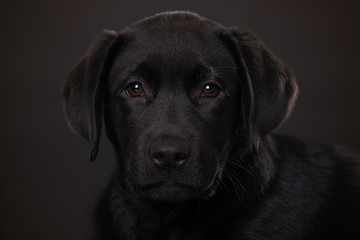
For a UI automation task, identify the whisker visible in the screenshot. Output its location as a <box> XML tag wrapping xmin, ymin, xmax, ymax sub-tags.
<box><xmin>228</xmin><ymin>168</ymin><xmax>247</xmax><ymax>193</ymax></box>
<box><xmin>212</xmin><ymin>66</ymin><xmax>238</xmax><ymax>70</ymax></box>
<box><xmin>227</xmin><ymin>157</ymin><xmax>256</xmax><ymax>179</ymax></box>
<box><xmin>214</xmin><ymin>177</ymin><xmax>226</xmax><ymax>201</ymax></box>
<box><xmin>223</xmin><ymin>167</ymin><xmax>242</xmax><ymax>202</ymax></box>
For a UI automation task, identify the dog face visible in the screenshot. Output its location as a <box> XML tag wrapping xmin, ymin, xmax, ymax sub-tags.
<box><xmin>105</xmin><ymin>21</ymin><xmax>240</xmax><ymax>201</ymax></box>
<box><xmin>62</xmin><ymin>12</ymin><xmax>297</xmax><ymax>202</ymax></box>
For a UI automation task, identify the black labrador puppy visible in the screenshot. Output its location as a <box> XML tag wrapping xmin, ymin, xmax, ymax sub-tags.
<box><xmin>62</xmin><ymin>11</ymin><xmax>360</xmax><ymax>240</ymax></box>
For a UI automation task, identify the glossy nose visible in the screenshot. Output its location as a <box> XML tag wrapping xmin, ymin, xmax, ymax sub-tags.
<box><xmin>149</xmin><ymin>137</ymin><xmax>189</xmax><ymax>169</ymax></box>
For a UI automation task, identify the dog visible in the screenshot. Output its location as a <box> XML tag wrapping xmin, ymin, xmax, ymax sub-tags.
<box><xmin>62</xmin><ymin>11</ymin><xmax>360</xmax><ymax>240</ymax></box>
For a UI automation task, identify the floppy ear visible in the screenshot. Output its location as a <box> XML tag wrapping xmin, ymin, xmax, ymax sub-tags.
<box><xmin>221</xmin><ymin>27</ymin><xmax>298</xmax><ymax>150</ymax></box>
<box><xmin>62</xmin><ymin>29</ymin><xmax>121</xmax><ymax>160</ymax></box>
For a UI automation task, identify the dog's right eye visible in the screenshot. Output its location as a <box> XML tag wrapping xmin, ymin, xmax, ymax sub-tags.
<box><xmin>201</xmin><ymin>83</ymin><xmax>222</xmax><ymax>98</ymax></box>
<box><xmin>126</xmin><ymin>82</ymin><xmax>144</xmax><ymax>97</ymax></box>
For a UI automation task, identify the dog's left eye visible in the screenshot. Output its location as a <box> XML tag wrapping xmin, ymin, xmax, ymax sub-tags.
<box><xmin>126</xmin><ymin>82</ymin><xmax>144</xmax><ymax>97</ymax></box>
<box><xmin>201</xmin><ymin>84</ymin><xmax>221</xmax><ymax>98</ymax></box>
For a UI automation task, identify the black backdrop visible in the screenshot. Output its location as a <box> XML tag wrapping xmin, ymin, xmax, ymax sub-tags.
<box><xmin>1</xmin><ymin>0</ymin><xmax>359</xmax><ymax>239</ymax></box>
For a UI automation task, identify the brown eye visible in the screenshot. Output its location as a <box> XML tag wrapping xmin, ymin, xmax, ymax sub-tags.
<box><xmin>201</xmin><ymin>83</ymin><xmax>221</xmax><ymax>98</ymax></box>
<box><xmin>126</xmin><ymin>82</ymin><xmax>144</xmax><ymax>97</ymax></box>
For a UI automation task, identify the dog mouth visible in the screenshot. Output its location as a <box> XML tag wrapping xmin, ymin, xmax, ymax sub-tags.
<box><xmin>135</xmin><ymin>162</ymin><xmax>224</xmax><ymax>202</ymax></box>
<box><xmin>140</xmin><ymin>181</ymin><xmax>201</xmax><ymax>202</ymax></box>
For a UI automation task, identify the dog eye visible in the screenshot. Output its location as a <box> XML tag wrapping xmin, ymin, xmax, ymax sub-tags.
<box><xmin>126</xmin><ymin>82</ymin><xmax>144</xmax><ymax>97</ymax></box>
<box><xmin>201</xmin><ymin>84</ymin><xmax>221</xmax><ymax>98</ymax></box>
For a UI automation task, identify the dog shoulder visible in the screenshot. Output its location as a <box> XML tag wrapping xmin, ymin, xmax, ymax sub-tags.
<box><xmin>248</xmin><ymin>135</ymin><xmax>360</xmax><ymax>239</ymax></box>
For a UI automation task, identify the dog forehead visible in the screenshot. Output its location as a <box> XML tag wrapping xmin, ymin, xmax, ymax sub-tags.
<box><xmin>124</xmin><ymin>27</ymin><xmax>214</xmax><ymax>55</ymax></box>
<box><xmin>120</xmin><ymin>11</ymin><xmax>225</xmax><ymax>55</ymax></box>
<box><xmin>113</xmin><ymin>17</ymin><xmax>233</xmax><ymax>75</ymax></box>
<box><xmin>108</xmin><ymin>12</ymin><xmax>237</xmax><ymax>89</ymax></box>
<box><xmin>125</xmin><ymin>11</ymin><xmax>222</xmax><ymax>33</ymax></box>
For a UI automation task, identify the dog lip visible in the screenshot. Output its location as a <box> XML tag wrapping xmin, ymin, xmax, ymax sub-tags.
<box><xmin>140</xmin><ymin>181</ymin><xmax>202</xmax><ymax>202</ymax></box>
<box><xmin>141</xmin><ymin>181</ymin><xmax>196</xmax><ymax>191</ymax></box>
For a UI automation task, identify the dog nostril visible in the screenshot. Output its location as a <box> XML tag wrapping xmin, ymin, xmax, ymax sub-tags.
<box><xmin>175</xmin><ymin>153</ymin><xmax>188</xmax><ymax>160</ymax></box>
<box><xmin>149</xmin><ymin>138</ymin><xmax>189</xmax><ymax>168</ymax></box>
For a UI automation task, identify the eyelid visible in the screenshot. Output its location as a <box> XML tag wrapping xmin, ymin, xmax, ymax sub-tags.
<box><xmin>201</xmin><ymin>83</ymin><xmax>222</xmax><ymax>97</ymax></box>
<box><xmin>123</xmin><ymin>76</ymin><xmax>145</xmax><ymax>88</ymax></box>
<box><xmin>201</xmin><ymin>81</ymin><xmax>223</xmax><ymax>90</ymax></box>
<box><xmin>116</xmin><ymin>77</ymin><xmax>145</xmax><ymax>94</ymax></box>
<box><xmin>125</xmin><ymin>82</ymin><xmax>143</xmax><ymax>96</ymax></box>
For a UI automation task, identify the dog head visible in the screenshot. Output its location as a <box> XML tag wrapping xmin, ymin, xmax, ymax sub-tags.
<box><xmin>62</xmin><ymin>11</ymin><xmax>297</xmax><ymax>202</ymax></box>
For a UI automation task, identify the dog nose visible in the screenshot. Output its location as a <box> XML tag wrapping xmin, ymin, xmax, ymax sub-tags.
<box><xmin>149</xmin><ymin>137</ymin><xmax>189</xmax><ymax>169</ymax></box>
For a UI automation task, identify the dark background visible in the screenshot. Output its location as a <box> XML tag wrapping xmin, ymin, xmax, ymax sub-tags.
<box><xmin>1</xmin><ymin>0</ymin><xmax>359</xmax><ymax>239</ymax></box>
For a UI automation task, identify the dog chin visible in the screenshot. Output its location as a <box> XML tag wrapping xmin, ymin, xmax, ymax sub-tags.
<box><xmin>141</xmin><ymin>181</ymin><xmax>203</xmax><ymax>202</ymax></box>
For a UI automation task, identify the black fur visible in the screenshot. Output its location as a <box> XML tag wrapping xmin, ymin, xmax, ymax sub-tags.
<box><xmin>62</xmin><ymin>11</ymin><xmax>360</xmax><ymax>240</ymax></box>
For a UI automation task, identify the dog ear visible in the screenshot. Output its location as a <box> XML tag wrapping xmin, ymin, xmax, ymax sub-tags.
<box><xmin>221</xmin><ymin>27</ymin><xmax>298</xmax><ymax>151</ymax></box>
<box><xmin>62</xmin><ymin>29</ymin><xmax>121</xmax><ymax>161</ymax></box>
